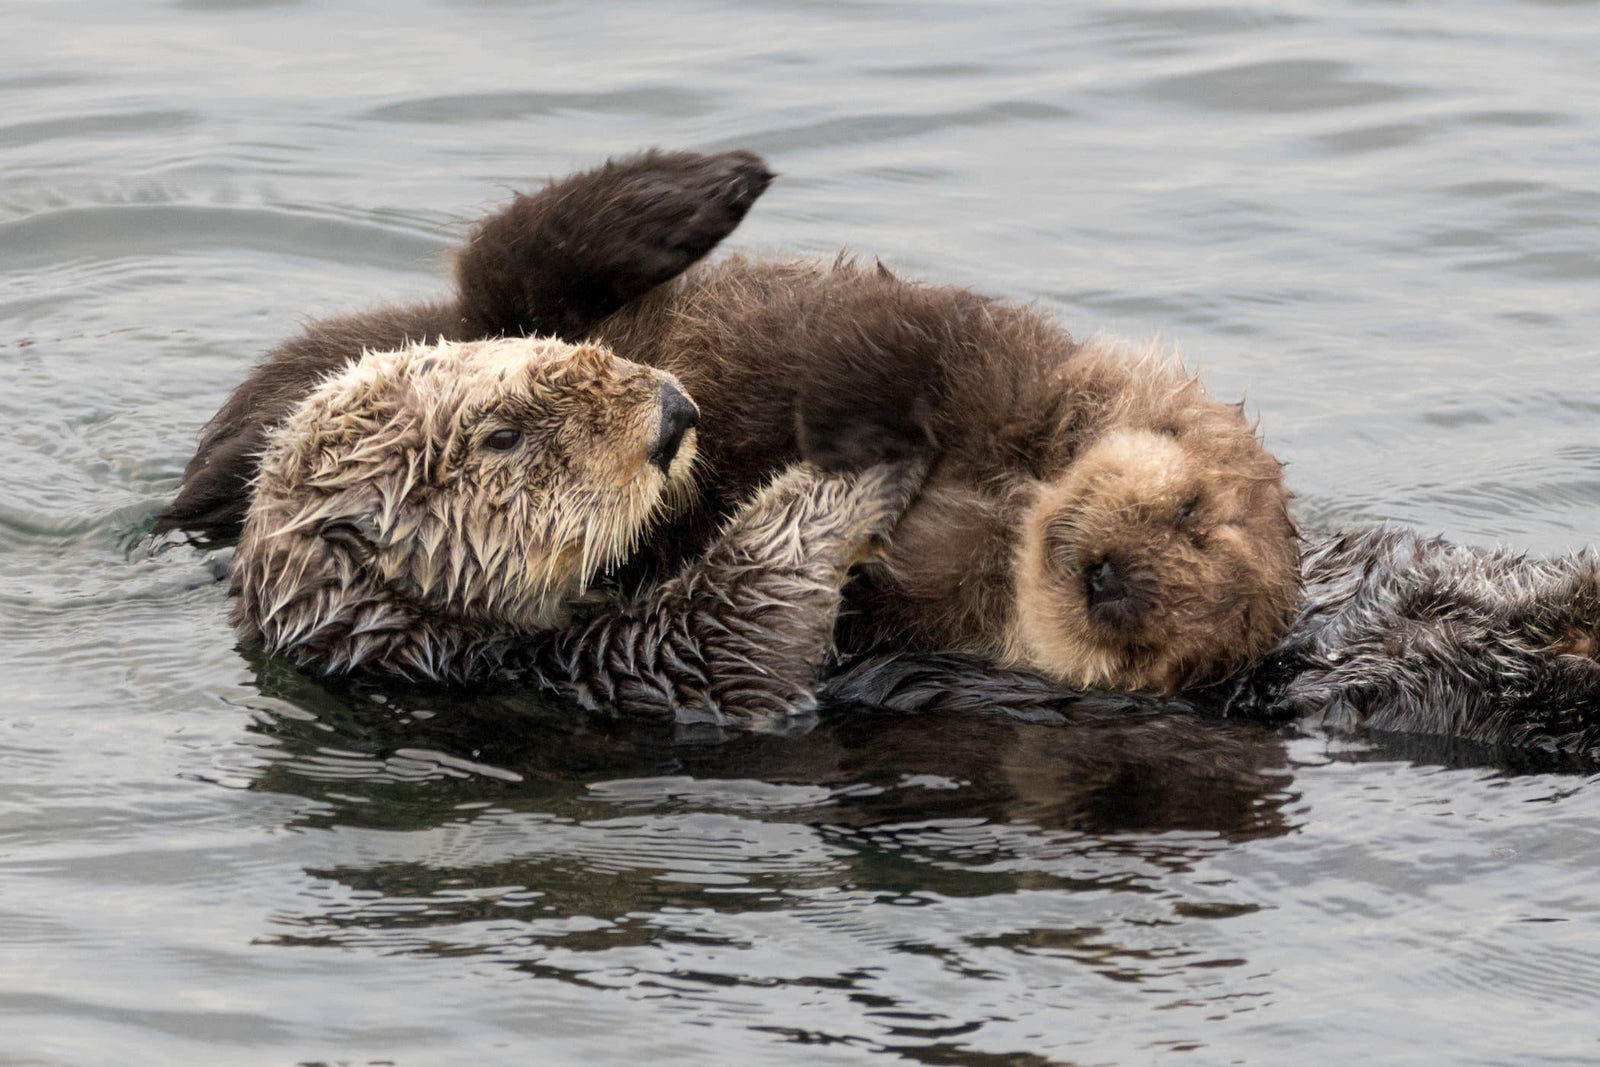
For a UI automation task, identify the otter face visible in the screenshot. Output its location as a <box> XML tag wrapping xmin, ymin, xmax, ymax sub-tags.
<box><xmin>1012</xmin><ymin>425</ymin><xmax>1299</xmax><ymax>694</ymax></box>
<box><xmin>234</xmin><ymin>336</ymin><xmax>697</xmax><ymax>674</ymax></box>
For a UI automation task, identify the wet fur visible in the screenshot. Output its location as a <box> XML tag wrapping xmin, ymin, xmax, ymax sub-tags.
<box><xmin>233</xmin><ymin>337</ymin><xmax>693</xmax><ymax>679</ymax></box>
<box><xmin>1234</xmin><ymin>527</ymin><xmax>1600</xmax><ymax>749</ymax></box>
<box><xmin>825</xmin><ymin>527</ymin><xmax>1600</xmax><ymax>754</ymax></box>
<box><xmin>234</xmin><ymin>334</ymin><xmax>927</xmax><ymax>724</ymax></box>
<box><xmin>159</xmin><ymin>149</ymin><xmax>1298</xmax><ymax>694</ymax></box>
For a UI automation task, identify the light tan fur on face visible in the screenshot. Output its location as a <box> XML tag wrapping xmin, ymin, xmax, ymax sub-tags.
<box><xmin>1006</xmin><ymin>339</ymin><xmax>1299</xmax><ymax>693</ymax></box>
<box><xmin>232</xmin><ymin>336</ymin><xmax>697</xmax><ymax>679</ymax></box>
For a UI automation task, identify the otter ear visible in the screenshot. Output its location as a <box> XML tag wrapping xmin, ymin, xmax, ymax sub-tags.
<box><xmin>315</xmin><ymin>514</ymin><xmax>382</xmax><ymax>563</ymax></box>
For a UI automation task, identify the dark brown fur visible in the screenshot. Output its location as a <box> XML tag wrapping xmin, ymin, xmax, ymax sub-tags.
<box><xmin>160</xmin><ymin>149</ymin><xmax>1297</xmax><ymax>693</ymax></box>
<box><xmin>156</xmin><ymin>150</ymin><xmax>772</xmax><ymax>536</ymax></box>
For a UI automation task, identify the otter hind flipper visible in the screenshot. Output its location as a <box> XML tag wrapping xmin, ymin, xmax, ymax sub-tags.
<box><xmin>155</xmin><ymin>300</ymin><xmax>465</xmax><ymax>540</ymax></box>
<box><xmin>456</xmin><ymin>148</ymin><xmax>774</xmax><ymax>340</ymax></box>
<box><xmin>151</xmin><ymin>425</ymin><xmax>265</xmax><ymax>537</ymax></box>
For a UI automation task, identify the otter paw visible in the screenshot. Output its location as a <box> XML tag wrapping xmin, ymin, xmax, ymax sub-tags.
<box><xmin>796</xmin><ymin>385</ymin><xmax>934</xmax><ymax>473</ymax></box>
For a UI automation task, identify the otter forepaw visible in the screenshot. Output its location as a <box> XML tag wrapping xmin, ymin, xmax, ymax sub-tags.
<box><xmin>847</xmin><ymin>458</ymin><xmax>932</xmax><ymax>534</ymax></box>
<box><xmin>796</xmin><ymin>385</ymin><xmax>935</xmax><ymax>473</ymax></box>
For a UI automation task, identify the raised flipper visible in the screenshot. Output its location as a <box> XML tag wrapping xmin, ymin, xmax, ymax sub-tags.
<box><xmin>522</xmin><ymin>459</ymin><xmax>924</xmax><ymax>728</ymax></box>
<box><xmin>157</xmin><ymin>149</ymin><xmax>772</xmax><ymax>539</ymax></box>
<box><xmin>455</xmin><ymin>148</ymin><xmax>773</xmax><ymax>340</ymax></box>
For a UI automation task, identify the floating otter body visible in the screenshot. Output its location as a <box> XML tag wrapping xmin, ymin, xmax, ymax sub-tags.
<box><xmin>234</xmin><ymin>332</ymin><xmax>926</xmax><ymax>724</ymax></box>
<box><xmin>1241</xmin><ymin>526</ymin><xmax>1600</xmax><ymax>746</ymax></box>
<box><xmin>162</xmin><ymin>149</ymin><xmax>1299</xmax><ymax>694</ymax></box>
<box><xmin>163</xmin><ymin>149</ymin><xmax>1600</xmax><ymax>749</ymax></box>
<box><xmin>825</xmin><ymin>527</ymin><xmax>1600</xmax><ymax>754</ymax></box>
<box><xmin>585</xmin><ymin>267</ymin><xmax>1297</xmax><ymax>692</ymax></box>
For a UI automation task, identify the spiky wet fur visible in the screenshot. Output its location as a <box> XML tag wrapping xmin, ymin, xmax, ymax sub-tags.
<box><xmin>232</xmin><ymin>337</ymin><xmax>698</xmax><ymax>681</ymax></box>
<box><xmin>533</xmin><ymin>461</ymin><xmax>926</xmax><ymax>727</ymax></box>
<box><xmin>1229</xmin><ymin>527</ymin><xmax>1600</xmax><ymax>748</ymax></box>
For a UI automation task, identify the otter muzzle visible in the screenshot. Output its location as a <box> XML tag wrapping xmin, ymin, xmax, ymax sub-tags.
<box><xmin>651</xmin><ymin>383</ymin><xmax>700</xmax><ymax>473</ymax></box>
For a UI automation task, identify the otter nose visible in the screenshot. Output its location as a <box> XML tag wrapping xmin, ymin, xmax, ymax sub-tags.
<box><xmin>650</xmin><ymin>383</ymin><xmax>699</xmax><ymax>473</ymax></box>
<box><xmin>1087</xmin><ymin>559</ymin><xmax>1129</xmax><ymax>609</ymax></box>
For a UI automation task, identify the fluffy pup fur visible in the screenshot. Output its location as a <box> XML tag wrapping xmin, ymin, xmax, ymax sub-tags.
<box><xmin>234</xmin><ymin>332</ymin><xmax>928</xmax><ymax>725</ymax></box>
<box><xmin>158</xmin><ymin>149</ymin><xmax>1299</xmax><ymax>695</ymax></box>
<box><xmin>597</xmin><ymin>259</ymin><xmax>1299</xmax><ymax>692</ymax></box>
<box><xmin>824</xmin><ymin>527</ymin><xmax>1600</xmax><ymax>755</ymax></box>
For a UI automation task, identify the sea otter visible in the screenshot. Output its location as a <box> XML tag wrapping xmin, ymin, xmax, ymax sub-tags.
<box><xmin>160</xmin><ymin>149</ymin><xmax>1299</xmax><ymax>695</ymax></box>
<box><xmin>233</xmin><ymin>332</ymin><xmax>927</xmax><ymax>724</ymax></box>
<box><xmin>825</xmin><ymin>528</ymin><xmax>1600</xmax><ymax>755</ymax></box>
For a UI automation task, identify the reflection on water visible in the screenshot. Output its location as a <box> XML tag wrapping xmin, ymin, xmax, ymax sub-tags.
<box><xmin>246</xmin><ymin>679</ymin><xmax>1303</xmax><ymax>1058</ymax></box>
<box><xmin>4</xmin><ymin>0</ymin><xmax>1600</xmax><ymax>1063</ymax></box>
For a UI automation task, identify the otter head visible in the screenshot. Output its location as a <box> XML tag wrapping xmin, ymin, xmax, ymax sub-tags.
<box><xmin>231</xmin><ymin>336</ymin><xmax>698</xmax><ymax>679</ymax></box>
<box><xmin>1012</xmin><ymin>413</ymin><xmax>1299</xmax><ymax>695</ymax></box>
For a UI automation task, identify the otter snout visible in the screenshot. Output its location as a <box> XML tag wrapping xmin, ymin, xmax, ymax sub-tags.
<box><xmin>1085</xmin><ymin>557</ymin><xmax>1147</xmax><ymax>630</ymax></box>
<box><xmin>1088</xmin><ymin>559</ymin><xmax>1125</xmax><ymax>608</ymax></box>
<box><xmin>651</xmin><ymin>383</ymin><xmax>700</xmax><ymax>473</ymax></box>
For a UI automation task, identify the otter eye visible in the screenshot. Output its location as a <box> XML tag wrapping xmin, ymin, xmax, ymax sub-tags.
<box><xmin>484</xmin><ymin>428</ymin><xmax>523</xmax><ymax>452</ymax></box>
<box><xmin>1174</xmin><ymin>495</ymin><xmax>1200</xmax><ymax>527</ymax></box>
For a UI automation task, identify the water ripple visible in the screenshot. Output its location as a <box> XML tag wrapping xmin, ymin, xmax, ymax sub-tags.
<box><xmin>4</xmin><ymin>0</ymin><xmax>1600</xmax><ymax>1063</ymax></box>
<box><xmin>0</xmin><ymin>109</ymin><xmax>202</xmax><ymax>149</ymax></box>
<box><xmin>364</xmin><ymin>87</ymin><xmax>715</xmax><ymax>124</ymax></box>
<box><xmin>0</xmin><ymin>202</ymin><xmax>449</xmax><ymax>272</ymax></box>
<box><xmin>1147</xmin><ymin>59</ymin><xmax>1416</xmax><ymax>114</ymax></box>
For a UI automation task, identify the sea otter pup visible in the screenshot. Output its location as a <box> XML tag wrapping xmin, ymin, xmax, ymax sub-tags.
<box><xmin>233</xmin><ymin>333</ymin><xmax>926</xmax><ymax>724</ymax></box>
<box><xmin>825</xmin><ymin>527</ymin><xmax>1600</xmax><ymax>755</ymax></box>
<box><xmin>463</xmin><ymin>160</ymin><xmax>1301</xmax><ymax>693</ymax></box>
<box><xmin>160</xmin><ymin>148</ymin><xmax>1298</xmax><ymax>694</ymax></box>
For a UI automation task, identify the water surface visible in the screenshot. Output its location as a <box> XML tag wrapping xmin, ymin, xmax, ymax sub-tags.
<box><xmin>4</xmin><ymin>1</ymin><xmax>1600</xmax><ymax>1063</ymax></box>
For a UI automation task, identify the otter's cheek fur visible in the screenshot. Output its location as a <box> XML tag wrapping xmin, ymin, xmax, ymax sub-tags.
<box><xmin>1009</xmin><ymin>428</ymin><xmax>1299</xmax><ymax>694</ymax></box>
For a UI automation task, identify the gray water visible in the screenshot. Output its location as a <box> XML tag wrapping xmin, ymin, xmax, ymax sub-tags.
<box><xmin>4</xmin><ymin>1</ymin><xmax>1600</xmax><ymax>1063</ymax></box>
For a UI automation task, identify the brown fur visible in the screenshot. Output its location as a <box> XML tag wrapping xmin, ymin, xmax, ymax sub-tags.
<box><xmin>162</xmin><ymin>149</ymin><xmax>1297</xmax><ymax>695</ymax></box>
<box><xmin>232</xmin><ymin>332</ymin><xmax>930</xmax><ymax>725</ymax></box>
<box><xmin>587</xmin><ymin>259</ymin><xmax>1300</xmax><ymax>693</ymax></box>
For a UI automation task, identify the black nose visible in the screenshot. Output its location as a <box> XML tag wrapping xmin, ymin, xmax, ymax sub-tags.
<box><xmin>650</xmin><ymin>383</ymin><xmax>699</xmax><ymax>473</ymax></box>
<box><xmin>1087</xmin><ymin>559</ymin><xmax>1129</xmax><ymax>609</ymax></box>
